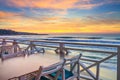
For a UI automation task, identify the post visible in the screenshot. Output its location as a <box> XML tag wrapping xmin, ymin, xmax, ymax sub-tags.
<box><xmin>77</xmin><ymin>61</ymin><xmax>80</xmax><ymax>80</ymax></box>
<box><xmin>2</xmin><ymin>39</ymin><xmax>6</xmax><ymax>45</ymax></box>
<box><xmin>55</xmin><ymin>43</ymin><xmax>68</xmax><ymax>59</ymax></box>
<box><xmin>96</xmin><ymin>64</ymin><xmax>100</xmax><ymax>80</ymax></box>
<box><xmin>59</xmin><ymin>43</ymin><xmax>65</xmax><ymax>59</ymax></box>
<box><xmin>117</xmin><ymin>46</ymin><xmax>120</xmax><ymax>80</ymax></box>
<box><xmin>13</xmin><ymin>40</ymin><xmax>17</xmax><ymax>53</ymax></box>
<box><xmin>1</xmin><ymin>39</ymin><xmax>6</xmax><ymax>54</ymax></box>
<box><xmin>30</xmin><ymin>41</ymin><xmax>34</xmax><ymax>54</ymax></box>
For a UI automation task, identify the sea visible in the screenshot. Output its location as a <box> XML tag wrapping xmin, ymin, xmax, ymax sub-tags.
<box><xmin>0</xmin><ymin>34</ymin><xmax>120</xmax><ymax>80</ymax></box>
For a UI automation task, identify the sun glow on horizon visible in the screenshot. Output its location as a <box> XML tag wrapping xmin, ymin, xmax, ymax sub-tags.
<box><xmin>0</xmin><ymin>0</ymin><xmax>120</xmax><ymax>34</ymax></box>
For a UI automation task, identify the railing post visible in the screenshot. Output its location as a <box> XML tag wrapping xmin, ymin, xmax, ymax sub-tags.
<box><xmin>117</xmin><ymin>46</ymin><xmax>120</xmax><ymax>80</ymax></box>
<box><xmin>30</xmin><ymin>41</ymin><xmax>34</xmax><ymax>54</ymax></box>
<box><xmin>55</xmin><ymin>43</ymin><xmax>68</xmax><ymax>59</ymax></box>
<box><xmin>96</xmin><ymin>64</ymin><xmax>100</xmax><ymax>80</ymax></box>
<box><xmin>13</xmin><ymin>40</ymin><xmax>18</xmax><ymax>53</ymax></box>
<box><xmin>2</xmin><ymin>39</ymin><xmax>6</xmax><ymax>45</ymax></box>
<box><xmin>59</xmin><ymin>43</ymin><xmax>65</xmax><ymax>59</ymax></box>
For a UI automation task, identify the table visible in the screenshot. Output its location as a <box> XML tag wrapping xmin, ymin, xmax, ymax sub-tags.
<box><xmin>0</xmin><ymin>53</ymin><xmax>60</xmax><ymax>80</ymax></box>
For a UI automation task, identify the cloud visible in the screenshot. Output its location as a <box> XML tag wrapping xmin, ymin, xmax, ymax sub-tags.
<box><xmin>105</xmin><ymin>0</ymin><xmax>120</xmax><ymax>4</ymax></box>
<box><xmin>7</xmin><ymin>0</ymin><xmax>77</xmax><ymax>9</ymax></box>
<box><xmin>6</xmin><ymin>0</ymin><xmax>116</xmax><ymax>10</ymax></box>
<box><xmin>0</xmin><ymin>11</ymin><xmax>16</xmax><ymax>18</ymax></box>
<box><xmin>86</xmin><ymin>15</ymin><xmax>120</xmax><ymax>25</ymax></box>
<box><xmin>0</xmin><ymin>11</ymin><xmax>24</xmax><ymax>19</ymax></box>
<box><xmin>2</xmin><ymin>0</ymin><xmax>119</xmax><ymax>19</ymax></box>
<box><xmin>0</xmin><ymin>15</ymin><xmax>120</xmax><ymax>33</ymax></box>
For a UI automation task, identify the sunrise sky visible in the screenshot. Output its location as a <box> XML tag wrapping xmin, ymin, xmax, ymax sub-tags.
<box><xmin>0</xmin><ymin>0</ymin><xmax>120</xmax><ymax>34</ymax></box>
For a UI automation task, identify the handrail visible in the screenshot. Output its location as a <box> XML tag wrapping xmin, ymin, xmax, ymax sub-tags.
<box><xmin>0</xmin><ymin>38</ymin><xmax>118</xmax><ymax>53</ymax></box>
<box><xmin>0</xmin><ymin>38</ymin><xmax>120</xmax><ymax>47</ymax></box>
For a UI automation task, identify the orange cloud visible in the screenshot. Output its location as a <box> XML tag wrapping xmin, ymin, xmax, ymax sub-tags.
<box><xmin>0</xmin><ymin>11</ymin><xmax>24</xmax><ymax>19</ymax></box>
<box><xmin>7</xmin><ymin>0</ymin><xmax>103</xmax><ymax>9</ymax></box>
<box><xmin>0</xmin><ymin>11</ymin><xmax>17</xmax><ymax>18</ymax></box>
<box><xmin>6</xmin><ymin>18</ymin><xmax>120</xmax><ymax>34</ymax></box>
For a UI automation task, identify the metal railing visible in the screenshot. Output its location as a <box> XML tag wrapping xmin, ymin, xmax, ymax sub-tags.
<box><xmin>0</xmin><ymin>38</ymin><xmax>119</xmax><ymax>80</ymax></box>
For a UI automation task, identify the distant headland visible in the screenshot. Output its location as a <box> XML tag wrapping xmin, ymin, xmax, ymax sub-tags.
<box><xmin>0</xmin><ymin>29</ymin><xmax>48</xmax><ymax>35</ymax></box>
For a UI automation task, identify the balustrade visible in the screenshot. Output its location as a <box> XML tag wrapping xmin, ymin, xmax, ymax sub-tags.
<box><xmin>0</xmin><ymin>38</ymin><xmax>119</xmax><ymax>80</ymax></box>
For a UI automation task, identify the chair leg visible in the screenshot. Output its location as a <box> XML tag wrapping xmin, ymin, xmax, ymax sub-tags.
<box><xmin>62</xmin><ymin>69</ymin><xmax>65</xmax><ymax>80</ymax></box>
<box><xmin>77</xmin><ymin>62</ymin><xmax>80</xmax><ymax>80</ymax></box>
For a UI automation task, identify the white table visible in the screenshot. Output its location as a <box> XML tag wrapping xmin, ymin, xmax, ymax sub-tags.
<box><xmin>0</xmin><ymin>53</ymin><xmax>60</xmax><ymax>80</ymax></box>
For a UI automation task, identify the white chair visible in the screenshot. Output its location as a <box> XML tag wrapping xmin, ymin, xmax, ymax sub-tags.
<box><xmin>8</xmin><ymin>54</ymin><xmax>82</xmax><ymax>80</ymax></box>
<box><xmin>49</xmin><ymin>53</ymin><xmax>82</xmax><ymax>80</ymax></box>
<box><xmin>8</xmin><ymin>59</ymin><xmax>66</xmax><ymax>80</ymax></box>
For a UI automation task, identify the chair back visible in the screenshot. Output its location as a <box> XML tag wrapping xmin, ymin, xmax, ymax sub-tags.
<box><xmin>65</xmin><ymin>54</ymin><xmax>82</xmax><ymax>70</ymax></box>
<box><xmin>35</xmin><ymin>59</ymin><xmax>66</xmax><ymax>80</ymax></box>
<box><xmin>64</xmin><ymin>53</ymin><xmax>82</xmax><ymax>80</ymax></box>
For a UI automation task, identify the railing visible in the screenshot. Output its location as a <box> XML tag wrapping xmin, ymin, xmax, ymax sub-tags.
<box><xmin>0</xmin><ymin>38</ymin><xmax>119</xmax><ymax>80</ymax></box>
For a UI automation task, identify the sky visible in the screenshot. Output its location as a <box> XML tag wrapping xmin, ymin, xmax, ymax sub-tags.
<box><xmin>0</xmin><ymin>0</ymin><xmax>120</xmax><ymax>34</ymax></box>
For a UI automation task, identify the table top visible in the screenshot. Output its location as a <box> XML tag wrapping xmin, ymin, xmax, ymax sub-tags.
<box><xmin>0</xmin><ymin>53</ymin><xmax>60</xmax><ymax>80</ymax></box>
